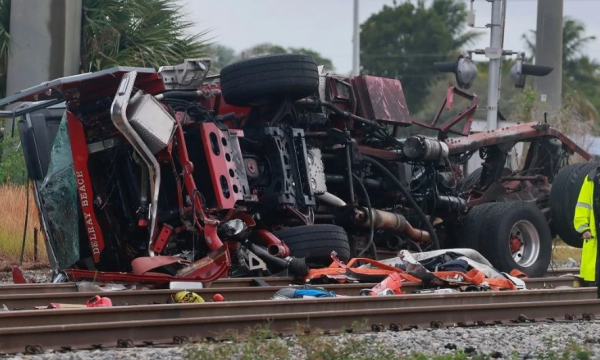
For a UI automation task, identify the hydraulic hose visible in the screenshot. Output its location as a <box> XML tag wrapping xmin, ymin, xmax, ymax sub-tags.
<box><xmin>352</xmin><ymin>174</ymin><xmax>377</xmax><ymax>259</ymax></box>
<box><xmin>295</xmin><ymin>99</ymin><xmax>380</xmax><ymax>128</ymax></box>
<box><xmin>362</xmin><ymin>156</ymin><xmax>441</xmax><ymax>250</ymax></box>
<box><xmin>244</xmin><ymin>241</ymin><xmax>309</xmax><ymax>276</ymax></box>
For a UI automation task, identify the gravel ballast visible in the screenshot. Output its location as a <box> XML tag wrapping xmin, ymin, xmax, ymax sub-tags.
<box><xmin>3</xmin><ymin>322</ymin><xmax>600</xmax><ymax>359</ymax></box>
<box><xmin>0</xmin><ymin>269</ymin><xmax>52</xmax><ymax>284</ymax></box>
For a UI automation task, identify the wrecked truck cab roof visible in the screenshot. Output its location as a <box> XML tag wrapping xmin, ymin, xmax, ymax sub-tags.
<box><xmin>0</xmin><ymin>66</ymin><xmax>164</xmax><ymax>109</ymax></box>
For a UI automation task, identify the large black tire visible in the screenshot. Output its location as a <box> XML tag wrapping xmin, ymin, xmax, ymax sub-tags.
<box><xmin>460</xmin><ymin>167</ymin><xmax>483</xmax><ymax>192</ymax></box>
<box><xmin>456</xmin><ymin>202</ymin><xmax>498</xmax><ymax>249</ymax></box>
<box><xmin>479</xmin><ymin>201</ymin><xmax>552</xmax><ymax>277</ymax></box>
<box><xmin>220</xmin><ymin>54</ymin><xmax>319</xmax><ymax>107</ymax></box>
<box><xmin>550</xmin><ymin>162</ymin><xmax>599</xmax><ymax>248</ymax></box>
<box><xmin>273</xmin><ymin>224</ymin><xmax>351</xmax><ymax>267</ymax></box>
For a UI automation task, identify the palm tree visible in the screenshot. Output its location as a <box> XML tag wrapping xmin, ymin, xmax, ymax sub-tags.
<box><xmin>522</xmin><ymin>16</ymin><xmax>600</xmax><ymax>123</ymax></box>
<box><xmin>522</xmin><ymin>17</ymin><xmax>599</xmax><ymax>83</ymax></box>
<box><xmin>523</xmin><ymin>18</ymin><xmax>595</xmax><ymax>61</ymax></box>
<box><xmin>80</xmin><ymin>0</ymin><xmax>210</xmax><ymax>73</ymax></box>
<box><xmin>0</xmin><ymin>0</ymin><xmax>210</xmax><ymax>96</ymax></box>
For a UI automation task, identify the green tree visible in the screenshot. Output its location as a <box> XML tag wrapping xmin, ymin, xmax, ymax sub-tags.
<box><xmin>206</xmin><ymin>44</ymin><xmax>239</xmax><ymax>73</ymax></box>
<box><xmin>240</xmin><ymin>42</ymin><xmax>336</xmax><ymax>72</ymax></box>
<box><xmin>360</xmin><ymin>0</ymin><xmax>480</xmax><ymax>113</ymax></box>
<box><xmin>80</xmin><ymin>0</ymin><xmax>210</xmax><ymax>73</ymax></box>
<box><xmin>415</xmin><ymin>58</ymin><xmax>523</xmax><ymax>123</ymax></box>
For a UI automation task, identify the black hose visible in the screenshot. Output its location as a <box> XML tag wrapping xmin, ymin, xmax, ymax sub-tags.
<box><xmin>362</xmin><ymin>156</ymin><xmax>441</xmax><ymax>250</ymax></box>
<box><xmin>346</xmin><ymin>145</ymin><xmax>355</xmax><ymax>205</ymax></box>
<box><xmin>295</xmin><ymin>99</ymin><xmax>380</xmax><ymax>128</ymax></box>
<box><xmin>352</xmin><ymin>174</ymin><xmax>377</xmax><ymax>259</ymax></box>
<box><xmin>245</xmin><ymin>241</ymin><xmax>309</xmax><ymax>276</ymax></box>
<box><xmin>19</xmin><ymin>181</ymin><xmax>30</xmax><ymax>266</ymax></box>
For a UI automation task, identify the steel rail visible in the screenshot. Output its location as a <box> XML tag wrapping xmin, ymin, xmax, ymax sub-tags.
<box><xmin>0</xmin><ymin>276</ymin><xmax>299</xmax><ymax>295</ymax></box>
<box><xmin>0</xmin><ymin>288</ymin><xmax>593</xmax><ymax>329</ymax></box>
<box><xmin>546</xmin><ymin>267</ymin><xmax>580</xmax><ymax>276</ymax></box>
<box><xmin>1</xmin><ymin>298</ymin><xmax>598</xmax><ymax>354</ymax></box>
<box><xmin>0</xmin><ymin>277</ymin><xmax>581</xmax><ymax>309</ymax></box>
<box><xmin>0</xmin><ymin>266</ymin><xmax>578</xmax><ymax>294</ymax></box>
<box><xmin>0</xmin><ymin>274</ymin><xmax>580</xmax><ymax>296</ymax></box>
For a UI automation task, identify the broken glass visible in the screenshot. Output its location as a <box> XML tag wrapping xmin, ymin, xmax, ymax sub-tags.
<box><xmin>38</xmin><ymin>113</ymin><xmax>80</xmax><ymax>270</ymax></box>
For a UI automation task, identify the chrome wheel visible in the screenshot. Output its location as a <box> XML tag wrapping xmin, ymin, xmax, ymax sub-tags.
<box><xmin>508</xmin><ymin>220</ymin><xmax>540</xmax><ymax>267</ymax></box>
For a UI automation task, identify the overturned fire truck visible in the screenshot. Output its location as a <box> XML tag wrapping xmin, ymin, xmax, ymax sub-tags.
<box><xmin>2</xmin><ymin>54</ymin><xmax>591</xmax><ymax>284</ymax></box>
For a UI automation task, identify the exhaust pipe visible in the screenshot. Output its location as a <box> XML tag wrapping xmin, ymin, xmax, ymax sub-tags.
<box><xmin>245</xmin><ymin>241</ymin><xmax>309</xmax><ymax>276</ymax></box>
<box><xmin>355</xmin><ymin>207</ymin><xmax>431</xmax><ymax>243</ymax></box>
<box><xmin>252</xmin><ymin>229</ymin><xmax>291</xmax><ymax>258</ymax></box>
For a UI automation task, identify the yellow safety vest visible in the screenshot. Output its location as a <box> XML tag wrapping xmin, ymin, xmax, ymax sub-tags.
<box><xmin>574</xmin><ymin>174</ymin><xmax>597</xmax><ymax>282</ymax></box>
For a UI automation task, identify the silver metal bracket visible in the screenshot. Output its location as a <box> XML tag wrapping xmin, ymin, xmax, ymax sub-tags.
<box><xmin>110</xmin><ymin>71</ymin><xmax>162</xmax><ymax>256</ymax></box>
<box><xmin>158</xmin><ymin>59</ymin><xmax>211</xmax><ymax>90</ymax></box>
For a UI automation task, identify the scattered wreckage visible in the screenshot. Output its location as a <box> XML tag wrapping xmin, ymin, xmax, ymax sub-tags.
<box><xmin>2</xmin><ymin>54</ymin><xmax>590</xmax><ymax>288</ymax></box>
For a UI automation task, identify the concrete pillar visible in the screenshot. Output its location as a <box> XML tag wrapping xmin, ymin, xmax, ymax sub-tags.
<box><xmin>534</xmin><ymin>0</ymin><xmax>563</xmax><ymax>115</ymax></box>
<box><xmin>5</xmin><ymin>0</ymin><xmax>82</xmax><ymax>103</ymax></box>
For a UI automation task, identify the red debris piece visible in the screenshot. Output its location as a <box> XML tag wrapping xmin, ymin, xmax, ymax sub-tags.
<box><xmin>11</xmin><ymin>266</ymin><xmax>30</xmax><ymax>284</ymax></box>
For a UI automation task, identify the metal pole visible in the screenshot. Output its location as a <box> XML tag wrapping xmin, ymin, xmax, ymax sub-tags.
<box><xmin>496</xmin><ymin>0</ymin><xmax>507</xmax><ymax>103</ymax></box>
<box><xmin>485</xmin><ymin>0</ymin><xmax>503</xmax><ymax>131</ymax></box>
<box><xmin>34</xmin><ymin>227</ymin><xmax>38</xmax><ymax>263</ymax></box>
<box><xmin>535</xmin><ymin>0</ymin><xmax>563</xmax><ymax>115</ymax></box>
<box><xmin>352</xmin><ymin>0</ymin><xmax>360</xmax><ymax>76</ymax></box>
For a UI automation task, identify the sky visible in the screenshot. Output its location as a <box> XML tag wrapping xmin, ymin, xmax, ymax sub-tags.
<box><xmin>181</xmin><ymin>0</ymin><xmax>600</xmax><ymax>75</ymax></box>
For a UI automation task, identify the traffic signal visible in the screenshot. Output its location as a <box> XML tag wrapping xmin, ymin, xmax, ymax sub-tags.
<box><xmin>433</xmin><ymin>55</ymin><xmax>479</xmax><ymax>90</ymax></box>
<box><xmin>509</xmin><ymin>56</ymin><xmax>553</xmax><ymax>89</ymax></box>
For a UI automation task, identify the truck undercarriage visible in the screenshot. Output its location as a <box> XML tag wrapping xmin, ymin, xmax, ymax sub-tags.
<box><xmin>3</xmin><ymin>54</ymin><xmax>591</xmax><ymax>285</ymax></box>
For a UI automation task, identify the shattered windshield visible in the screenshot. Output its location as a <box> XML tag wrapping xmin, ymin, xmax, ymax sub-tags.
<box><xmin>38</xmin><ymin>113</ymin><xmax>80</xmax><ymax>270</ymax></box>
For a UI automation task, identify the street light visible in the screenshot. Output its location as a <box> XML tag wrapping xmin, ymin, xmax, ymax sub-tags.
<box><xmin>433</xmin><ymin>54</ymin><xmax>479</xmax><ymax>90</ymax></box>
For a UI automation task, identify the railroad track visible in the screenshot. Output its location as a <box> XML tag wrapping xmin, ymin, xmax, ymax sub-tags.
<box><xmin>0</xmin><ymin>269</ymin><xmax>585</xmax><ymax>354</ymax></box>
<box><xmin>546</xmin><ymin>267</ymin><xmax>580</xmax><ymax>276</ymax></box>
<box><xmin>0</xmin><ymin>276</ymin><xmax>581</xmax><ymax>309</ymax></box>
<box><xmin>0</xmin><ymin>275</ymin><xmax>300</xmax><ymax>296</ymax></box>
<box><xmin>0</xmin><ymin>288</ymin><xmax>597</xmax><ymax>354</ymax></box>
<box><xmin>0</xmin><ymin>268</ymin><xmax>581</xmax><ymax>298</ymax></box>
<box><xmin>0</xmin><ymin>287</ymin><xmax>593</xmax><ymax>328</ymax></box>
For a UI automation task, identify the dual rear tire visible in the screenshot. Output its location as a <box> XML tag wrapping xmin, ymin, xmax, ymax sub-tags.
<box><xmin>460</xmin><ymin>201</ymin><xmax>552</xmax><ymax>278</ymax></box>
<box><xmin>549</xmin><ymin>162</ymin><xmax>600</xmax><ymax>248</ymax></box>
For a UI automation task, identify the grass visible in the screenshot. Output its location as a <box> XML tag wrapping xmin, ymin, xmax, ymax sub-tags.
<box><xmin>0</xmin><ymin>183</ymin><xmax>46</xmax><ymax>268</ymax></box>
<box><xmin>184</xmin><ymin>324</ymin><xmax>593</xmax><ymax>360</ymax></box>
<box><xmin>552</xmin><ymin>238</ymin><xmax>582</xmax><ymax>266</ymax></box>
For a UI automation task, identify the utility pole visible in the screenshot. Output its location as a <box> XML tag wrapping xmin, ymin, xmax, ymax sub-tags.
<box><xmin>352</xmin><ymin>0</ymin><xmax>360</xmax><ymax>76</ymax></box>
<box><xmin>485</xmin><ymin>0</ymin><xmax>504</xmax><ymax>132</ymax></box>
<box><xmin>534</xmin><ymin>0</ymin><xmax>563</xmax><ymax>115</ymax></box>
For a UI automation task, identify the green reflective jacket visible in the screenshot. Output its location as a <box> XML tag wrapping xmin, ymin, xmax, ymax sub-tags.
<box><xmin>574</xmin><ymin>174</ymin><xmax>597</xmax><ymax>282</ymax></box>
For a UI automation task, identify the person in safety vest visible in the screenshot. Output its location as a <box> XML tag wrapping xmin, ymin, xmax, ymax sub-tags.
<box><xmin>574</xmin><ymin>167</ymin><xmax>600</xmax><ymax>285</ymax></box>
